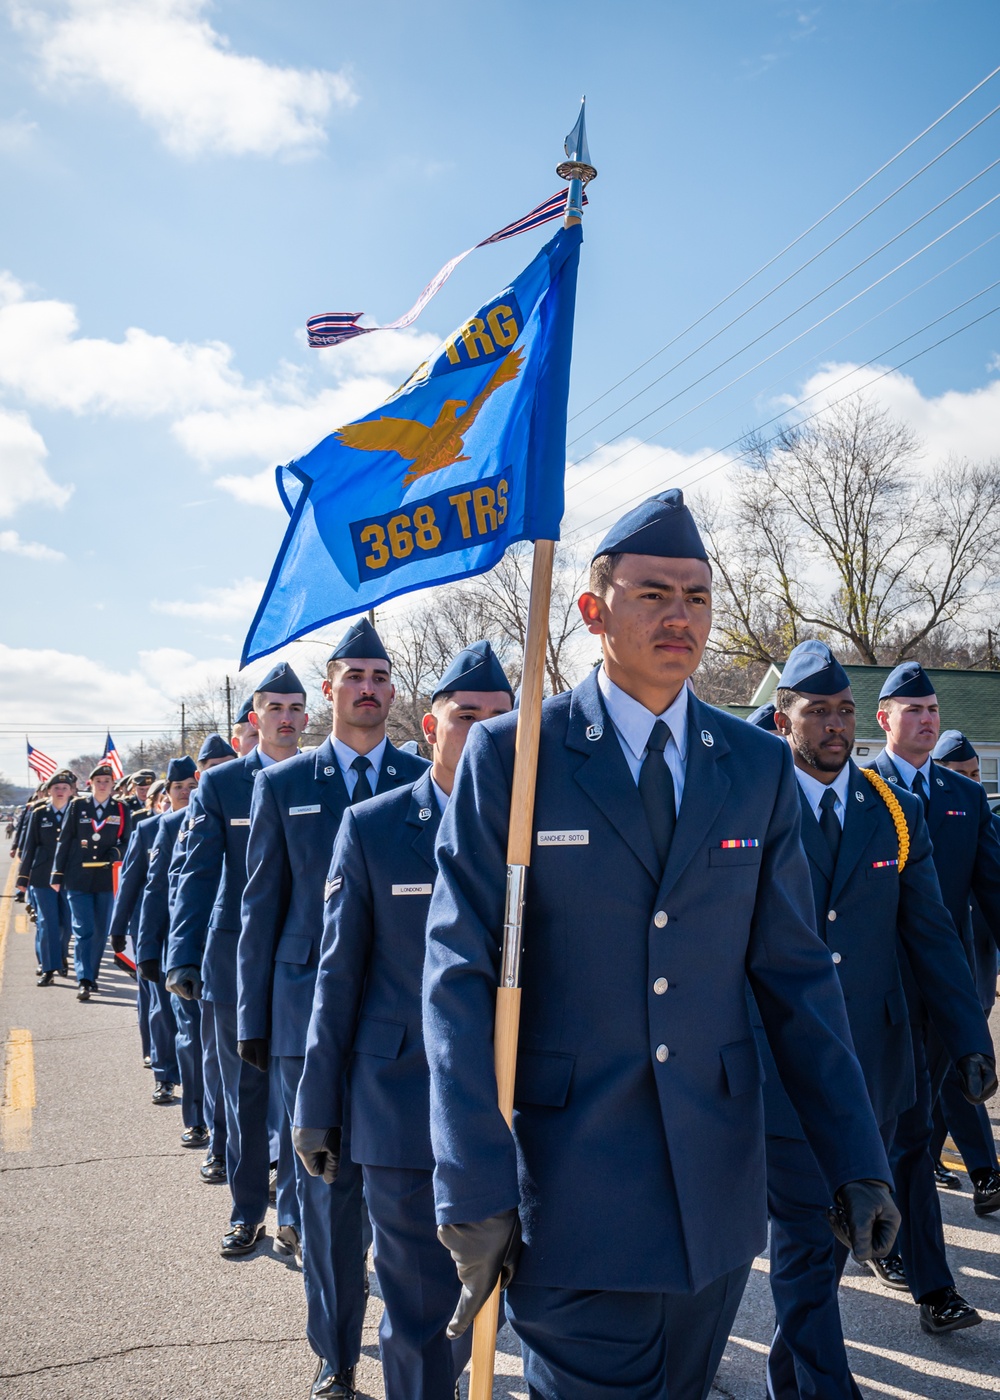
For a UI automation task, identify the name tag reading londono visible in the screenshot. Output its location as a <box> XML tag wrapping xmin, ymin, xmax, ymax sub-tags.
<box><xmin>537</xmin><ymin>830</ymin><xmax>589</xmax><ymax>847</ymax></box>
<box><xmin>392</xmin><ymin>884</ymin><xmax>433</xmax><ymax>896</ymax></box>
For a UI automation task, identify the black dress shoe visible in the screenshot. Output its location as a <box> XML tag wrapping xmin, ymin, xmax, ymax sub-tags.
<box><xmin>311</xmin><ymin>1360</ymin><xmax>356</xmax><ymax>1399</ymax></box>
<box><xmin>268</xmin><ymin>1163</ymin><xmax>278</xmax><ymax>1204</ymax></box>
<box><xmin>274</xmin><ymin>1223</ymin><xmax>301</xmax><ymax>1261</ymax></box>
<box><xmin>36</xmin><ymin>962</ymin><xmax>43</xmax><ymax>976</ymax></box>
<box><xmin>76</xmin><ymin>980</ymin><xmax>92</xmax><ymax>1002</ymax></box>
<box><xmin>61</xmin><ymin>960</ymin><xmax>69</xmax><ymax>978</ymax></box>
<box><xmin>933</xmin><ymin>1159</ymin><xmax>962</xmax><ymax>1190</ymax></box>
<box><xmin>972</xmin><ymin>1168</ymin><xmax>1000</xmax><ymax>1217</ymax></box>
<box><xmin>142</xmin><ymin>1055</ymin><xmax>152</xmax><ymax>1069</ymax></box>
<box><xmin>919</xmin><ymin>1286</ymin><xmax>982</xmax><ymax>1334</ymax></box>
<box><xmin>200</xmin><ymin>1153</ymin><xmax>227</xmax><ymax>1184</ymax></box>
<box><xmin>220</xmin><ymin>1221</ymin><xmax>265</xmax><ymax>1257</ymax></box>
<box><xmin>865</xmin><ymin>1252</ymin><xmax>908</xmax><ymax>1290</ymax></box>
<box><xmin>36</xmin><ymin>970</ymin><xmax>54</xmax><ymax>986</ymax></box>
<box><xmin>181</xmin><ymin>1124</ymin><xmax>210</xmax><ymax>1148</ymax></box>
<box><xmin>151</xmin><ymin>1081</ymin><xmax>176</xmax><ymax>1106</ymax></box>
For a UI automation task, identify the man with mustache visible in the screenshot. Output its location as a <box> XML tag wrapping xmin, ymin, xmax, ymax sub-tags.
<box><xmin>762</xmin><ymin>642</ymin><xmax>994</xmax><ymax>1396</ymax></box>
<box><xmin>866</xmin><ymin>663</ymin><xmax>1000</xmax><ymax>1331</ymax></box>
<box><xmin>238</xmin><ymin>619</ymin><xmax>428</xmax><ymax>1400</ymax></box>
<box><xmin>423</xmin><ymin>491</ymin><xmax>902</xmax><ymax>1400</ymax></box>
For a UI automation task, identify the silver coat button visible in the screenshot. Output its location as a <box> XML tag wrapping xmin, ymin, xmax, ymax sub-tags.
<box><xmin>654</xmin><ymin>911</ymin><xmax>668</xmax><ymax>928</ymax></box>
<box><xmin>653</xmin><ymin>977</ymin><xmax>668</xmax><ymax>995</ymax></box>
<box><xmin>655</xmin><ymin>1044</ymin><xmax>669</xmax><ymax>1063</ymax></box>
<box><xmin>827</xmin><ymin>910</ymin><xmax>837</xmax><ymax>922</ymax></box>
<box><xmin>832</xmin><ymin>952</ymin><xmax>842</xmax><ymax>965</ymax></box>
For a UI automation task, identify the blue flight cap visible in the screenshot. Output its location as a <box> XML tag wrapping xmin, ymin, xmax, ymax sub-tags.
<box><xmin>591</xmin><ymin>489</ymin><xmax>708</xmax><ymax>562</ymax></box>
<box><xmin>166</xmin><ymin>755</ymin><xmax>197</xmax><ymax>784</ymax></box>
<box><xmin>746</xmin><ymin>702</ymin><xmax>778</xmax><ymax>732</ymax></box>
<box><xmin>932</xmin><ymin>729</ymin><xmax>977</xmax><ymax>763</ymax></box>
<box><xmin>397</xmin><ymin>740</ymin><xmax>421</xmax><ymax>756</ymax></box>
<box><xmin>254</xmin><ymin>660</ymin><xmax>307</xmax><ymax>698</ymax></box>
<box><xmin>234</xmin><ymin>694</ymin><xmax>254</xmax><ymax>725</ymax></box>
<box><xmin>198</xmin><ymin>733</ymin><xmax>234</xmax><ymax>763</ymax></box>
<box><xmin>777</xmin><ymin>640</ymin><xmax>851</xmax><ymax>696</ymax></box>
<box><xmin>327</xmin><ymin>617</ymin><xmax>390</xmax><ymax>665</ymax></box>
<box><xmin>432</xmin><ymin>640</ymin><xmax>514</xmax><ymax>701</ymax></box>
<box><xmin>879</xmin><ymin>661</ymin><xmax>935</xmax><ymax>701</ymax></box>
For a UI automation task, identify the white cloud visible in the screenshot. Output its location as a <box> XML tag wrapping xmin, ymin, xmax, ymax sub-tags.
<box><xmin>0</xmin><ymin>111</ymin><xmax>39</xmax><ymax>153</ymax></box>
<box><xmin>215</xmin><ymin>467</ymin><xmax>280</xmax><ymax>509</ymax></box>
<box><xmin>151</xmin><ymin>575</ymin><xmax>263</xmax><ymax>623</ymax></box>
<box><xmin>0</xmin><ymin>406</ymin><xmax>72</xmax><ymax>515</ymax></box>
<box><xmin>0</xmin><ymin>273</ymin><xmax>244</xmax><ymax>415</ymax></box>
<box><xmin>778</xmin><ymin>360</ymin><xmax>1000</xmax><ymax>468</ymax></box>
<box><xmin>11</xmin><ymin>0</ymin><xmax>357</xmax><ymax>157</ymax></box>
<box><xmin>0</xmin><ymin>529</ymin><xmax>65</xmax><ymax>560</ymax></box>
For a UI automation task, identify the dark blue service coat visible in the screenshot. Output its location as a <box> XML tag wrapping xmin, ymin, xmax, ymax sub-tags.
<box><xmin>17</xmin><ymin>803</ymin><xmax>70</xmax><ymax>888</ymax></box>
<box><xmin>870</xmin><ymin>751</ymin><xmax>1000</xmax><ymax>1012</ymax></box>
<box><xmin>167</xmin><ymin>749</ymin><xmax>262</xmax><ymax>1002</ymax></box>
<box><xmin>135</xmin><ymin>807</ymin><xmax>187</xmax><ymax>965</ymax></box>
<box><xmin>108</xmin><ymin>813</ymin><xmax>161</xmax><ymax>946</ymax></box>
<box><xmin>237</xmin><ymin>736</ymin><xmax>429</xmax><ymax>1057</ymax></box>
<box><xmin>295</xmin><ymin>770</ymin><xmax>441</xmax><ymax>1167</ymax></box>
<box><xmin>755</xmin><ymin>764</ymin><xmax>992</xmax><ymax>1138</ymax></box>
<box><xmin>422</xmin><ymin>672</ymin><xmax>890</xmax><ymax>1295</ymax></box>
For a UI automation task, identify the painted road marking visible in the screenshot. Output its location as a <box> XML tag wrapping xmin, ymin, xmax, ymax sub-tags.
<box><xmin>1</xmin><ymin>1028</ymin><xmax>35</xmax><ymax>1153</ymax></box>
<box><xmin>0</xmin><ymin>861</ymin><xmax>15</xmax><ymax>994</ymax></box>
<box><xmin>14</xmin><ymin>912</ymin><xmax>28</xmax><ymax>935</ymax></box>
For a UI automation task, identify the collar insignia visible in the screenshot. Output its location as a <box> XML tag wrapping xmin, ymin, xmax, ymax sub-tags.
<box><xmin>324</xmin><ymin>765</ymin><xmax>336</xmax><ymax>776</ymax></box>
<box><xmin>586</xmin><ymin>723</ymin><xmax>603</xmax><ymax>741</ymax></box>
<box><xmin>419</xmin><ymin>807</ymin><xmax>432</xmax><ymax>821</ymax></box>
<box><xmin>701</xmin><ymin>729</ymin><xmax>714</xmax><ymax>747</ymax></box>
<box><xmin>386</xmin><ymin>765</ymin><xmax>396</xmax><ymax>776</ymax></box>
<box><xmin>855</xmin><ymin>791</ymin><xmax>864</xmax><ymax>802</ymax></box>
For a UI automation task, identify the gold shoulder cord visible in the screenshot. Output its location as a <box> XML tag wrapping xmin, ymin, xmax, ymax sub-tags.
<box><xmin>861</xmin><ymin>769</ymin><xmax>911</xmax><ymax>873</ymax></box>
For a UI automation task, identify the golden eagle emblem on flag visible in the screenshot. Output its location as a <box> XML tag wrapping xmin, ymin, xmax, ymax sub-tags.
<box><xmin>335</xmin><ymin>349</ymin><xmax>524</xmax><ymax>487</ymax></box>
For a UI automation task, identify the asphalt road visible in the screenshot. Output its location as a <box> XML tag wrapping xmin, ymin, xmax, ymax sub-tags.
<box><xmin>1</xmin><ymin>847</ymin><xmax>998</xmax><ymax>1399</ymax></box>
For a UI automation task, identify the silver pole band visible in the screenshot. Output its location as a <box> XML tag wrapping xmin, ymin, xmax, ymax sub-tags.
<box><xmin>501</xmin><ymin>863</ymin><xmax>528</xmax><ymax>988</ymax></box>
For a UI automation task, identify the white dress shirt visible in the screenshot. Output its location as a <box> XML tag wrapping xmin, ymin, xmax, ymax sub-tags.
<box><xmin>887</xmin><ymin>749</ymin><xmax>932</xmax><ymax>795</ymax></box>
<box><xmin>793</xmin><ymin>762</ymin><xmax>851</xmax><ymax>830</ymax></box>
<box><xmin>333</xmin><ymin>734</ymin><xmax>387</xmax><ymax>798</ymax></box>
<box><xmin>258</xmin><ymin>749</ymin><xmax>278</xmax><ymax>769</ymax></box>
<box><xmin>597</xmin><ymin>667</ymin><xmax>688</xmax><ymax>813</ymax></box>
<box><xmin>431</xmin><ymin>777</ymin><xmax>450</xmax><ymax>814</ymax></box>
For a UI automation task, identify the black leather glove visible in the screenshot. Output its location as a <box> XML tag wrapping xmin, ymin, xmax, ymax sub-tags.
<box><xmin>956</xmin><ymin>1052</ymin><xmax>998</xmax><ymax>1105</ymax></box>
<box><xmin>293</xmin><ymin>1126</ymin><xmax>342</xmax><ymax>1183</ymax></box>
<box><xmin>165</xmin><ymin>965</ymin><xmax>203</xmax><ymax>1000</ymax></box>
<box><xmin>137</xmin><ymin>959</ymin><xmax>160</xmax><ymax>983</ymax></box>
<box><xmin>237</xmin><ymin>1038</ymin><xmax>269</xmax><ymax>1073</ymax></box>
<box><xmin>14</xmin><ymin>888</ymin><xmax>25</xmax><ymax>903</ymax></box>
<box><xmin>110</xmin><ymin>934</ymin><xmax>127</xmax><ymax>954</ymax></box>
<box><xmin>438</xmin><ymin>1208</ymin><xmax>522</xmax><ymax>1339</ymax></box>
<box><xmin>826</xmin><ymin>1179</ymin><xmax>900</xmax><ymax>1262</ymax></box>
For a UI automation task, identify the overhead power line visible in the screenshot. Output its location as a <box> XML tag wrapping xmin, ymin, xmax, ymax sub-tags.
<box><xmin>568</xmin><ymin>62</ymin><xmax>1000</xmax><ymax>430</ymax></box>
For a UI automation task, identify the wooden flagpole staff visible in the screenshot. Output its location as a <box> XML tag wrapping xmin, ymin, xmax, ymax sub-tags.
<box><xmin>468</xmin><ymin>101</ymin><xmax>597</xmax><ymax>1400</ymax></box>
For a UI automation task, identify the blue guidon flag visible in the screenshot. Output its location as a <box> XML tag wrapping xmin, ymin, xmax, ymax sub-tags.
<box><xmin>242</xmin><ymin>222</ymin><xmax>581</xmax><ymax>665</ymax></box>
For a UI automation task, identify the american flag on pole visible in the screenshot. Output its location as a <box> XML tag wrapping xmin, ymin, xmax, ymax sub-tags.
<box><xmin>26</xmin><ymin>741</ymin><xmax>57</xmax><ymax>783</ymax></box>
<box><xmin>306</xmin><ymin>188</ymin><xmax>588</xmax><ymax>348</ymax></box>
<box><xmin>102</xmin><ymin>732</ymin><xmax>124</xmax><ymax>780</ymax></box>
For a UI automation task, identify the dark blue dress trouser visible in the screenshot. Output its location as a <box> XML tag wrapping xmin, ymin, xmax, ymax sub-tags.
<box><xmin>198</xmin><ymin>999</ymin><xmax>227</xmax><ymax>1158</ymax></box>
<box><xmin>213</xmin><ymin>1001</ymin><xmax>275</xmax><ymax>1228</ymax></box>
<box><xmin>171</xmin><ymin>992</ymin><xmax>205</xmax><ymax>1129</ymax></box>
<box><xmin>137</xmin><ymin>977</ymin><xmax>152</xmax><ymax>1059</ymax></box>
<box><xmin>31</xmin><ymin>885</ymin><xmax>70</xmax><ymax>974</ymax></box>
<box><xmin>765</xmin><ymin>1119</ymin><xmax>896</xmax><ymax>1400</ymax></box>
<box><xmin>931</xmin><ymin>1071</ymin><xmax>998</xmax><ymax>1176</ymax></box>
<box><xmin>66</xmin><ymin>889</ymin><xmax>113</xmax><ymax>983</ymax></box>
<box><xmin>890</xmin><ymin>1024</ymin><xmax>954</xmax><ymax>1301</ymax></box>
<box><xmin>363</xmin><ymin>1165</ymin><xmax>471</xmax><ymax>1400</ymax></box>
<box><xmin>147</xmin><ymin>978</ymin><xmax>180</xmax><ymax>1083</ymax></box>
<box><xmin>505</xmin><ymin>1263</ymin><xmax>751</xmax><ymax>1400</ymax></box>
<box><xmin>279</xmin><ymin>1054</ymin><xmax>366</xmax><ymax>1370</ymax></box>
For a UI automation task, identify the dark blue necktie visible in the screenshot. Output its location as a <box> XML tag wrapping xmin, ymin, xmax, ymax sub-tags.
<box><xmin>639</xmin><ymin>720</ymin><xmax>676</xmax><ymax>871</ymax></box>
<box><xmin>819</xmin><ymin>787</ymin><xmax>841</xmax><ymax>861</ymax></box>
<box><xmin>350</xmin><ymin>756</ymin><xmax>374</xmax><ymax>804</ymax></box>
<box><xmin>911</xmin><ymin>770</ymin><xmax>929</xmax><ymax>815</ymax></box>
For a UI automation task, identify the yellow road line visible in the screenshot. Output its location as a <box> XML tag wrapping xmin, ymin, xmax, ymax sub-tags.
<box><xmin>14</xmin><ymin>912</ymin><xmax>28</xmax><ymax>935</ymax></box>
<box><xmin>1</xmin><ymin>1028</ymin><xmax>35</xmax><ymax>1153</ymax></box>
<box><xmin>0</xmin><ymin>861</ymin><xmax>15</xmax><ymax>995</ymax></box>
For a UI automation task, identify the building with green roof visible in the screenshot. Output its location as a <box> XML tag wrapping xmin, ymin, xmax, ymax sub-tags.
<box><xmin>722</xmin><ymin>663</ymin><xmax>1000</xmax><ymax>795</ymax></box>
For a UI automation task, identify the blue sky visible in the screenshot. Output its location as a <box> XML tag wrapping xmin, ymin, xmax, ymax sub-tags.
<box><xmin>2</xmin><ymin>0</ymin><xmax>1000</xmax><ymax>779</ymax></box>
